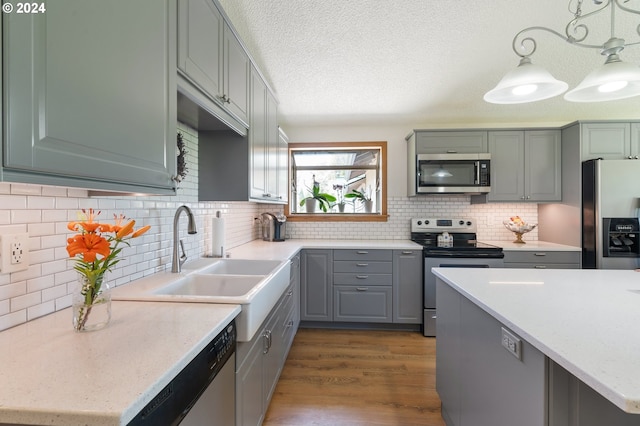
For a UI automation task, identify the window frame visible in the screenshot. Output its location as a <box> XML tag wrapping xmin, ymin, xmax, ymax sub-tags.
<box><xmin>285</xmin><ymin>141</ymin><xmax>388</xmax><ymax>222</ymax></box>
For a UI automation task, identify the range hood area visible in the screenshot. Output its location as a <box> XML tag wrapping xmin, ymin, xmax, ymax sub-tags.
<box><xmin>177</xmin><ymin>78</ymin><xmax>248</xmax><ymax>137</ymax></box>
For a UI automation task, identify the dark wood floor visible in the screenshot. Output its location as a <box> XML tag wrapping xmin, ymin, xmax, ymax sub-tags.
<box><xmin>263</xmin><ymin>328</ymin><xmax>446</xmax><ymax>426</ymax></box>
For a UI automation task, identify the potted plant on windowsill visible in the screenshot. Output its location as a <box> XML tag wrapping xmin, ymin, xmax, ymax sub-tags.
<box><xmin>345</xmin><ymin>188</ymin><xmax>374</xmax><ymax>213</ymax></box>
<box><xmin>299</xmin><ymin>179</ymin><xmax>336</xmax><ymax>213</ymax></box>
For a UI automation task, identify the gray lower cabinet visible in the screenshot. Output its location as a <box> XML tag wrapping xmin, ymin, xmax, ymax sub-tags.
<box><xmin>503</xmin><ymin>250</ymin><xmax>580</xmax><ymax>269</ymax></box>
<box><xmin>301</xmin><ymin>248</ymin><xmax>422</xmax><ymax>325</ymax></box>
<box><xmin>392</xmin><ymin>250</ymin><xmax>423</xmax><ymax>323</ymax></box>
<box><xmin>487</xmin><ymin>130</ymin><xmax>561</xmax><ymax>202</ymax></box>
<box><xmin>300</xmin><ymin>249</ymin><xmax>333</xmax><ymax>321</ymax></box>
<box><xmin>3</xmin><ymin>0</ymin><xmax>177</xmax><ymax>194</ymax></box>
<box><xmin>236</xmin><ymin>279</ymin><xmax>298</xmax><ymax>426</ymax></box>
<box><xmin>436</xmin><ymin>279</ymin><xmax>547</xmax><ymax>426</ymax></box>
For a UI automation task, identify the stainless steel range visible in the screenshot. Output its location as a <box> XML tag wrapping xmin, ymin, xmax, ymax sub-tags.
<box><xmin>410</xmin><ymin>218</ymin><xmax>504</xmax><ymax>337</ymax></box>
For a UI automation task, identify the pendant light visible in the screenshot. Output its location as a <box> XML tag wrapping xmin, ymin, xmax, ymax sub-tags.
<box><xmin>484</xmin><ymin>0</ymin><xmax>640</xmax><ymax>104</ymax></box>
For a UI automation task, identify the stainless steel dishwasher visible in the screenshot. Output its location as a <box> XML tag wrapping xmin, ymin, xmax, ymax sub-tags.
<box><xmin>129</xmin><ymin>320</ymin><xmax>236</xmax><ymax>426</ymax></box>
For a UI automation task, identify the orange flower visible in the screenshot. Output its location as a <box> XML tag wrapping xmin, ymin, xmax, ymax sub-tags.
<box><xmin>116</xmin><ymin>220</ymin><xmax>136</xmax><ymax>239</ymax></box>
<box><xmin>66</xmin><ymin>234</ymin><xmax>111</xmax><ymax>263</ymax></box>
<box><xmin>132</xmin><ymin>225</ymin><xmax>151</xmax><ymax>238</ymax></box>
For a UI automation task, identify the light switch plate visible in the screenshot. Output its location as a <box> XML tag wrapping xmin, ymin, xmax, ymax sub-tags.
<box><xmin>0</xmin><ymin>233</ymin><xmax>30</xmax><ymax>274</ymax></box>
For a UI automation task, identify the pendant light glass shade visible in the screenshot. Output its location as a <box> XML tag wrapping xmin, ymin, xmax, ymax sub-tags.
<box><xmin>484</xmin><ymin>57</ymin><xmax>569</xmax><ymax>104</ymax></box>
<box><xmin>564</xmin><ymin>55</ymin><xmax>640</xmax><ymax>102</ymax></box>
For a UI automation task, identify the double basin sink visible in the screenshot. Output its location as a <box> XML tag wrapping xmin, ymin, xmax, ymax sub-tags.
<box><xmin>111</xmin><ymin>257</ymin><xmax>291</xmax><ymax>342</ymax></box>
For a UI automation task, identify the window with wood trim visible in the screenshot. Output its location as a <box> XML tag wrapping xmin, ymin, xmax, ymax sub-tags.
<box><xmin>285</xmin><ymin>142</ymin><xmax>388</xmax><ymax>222</ymax></box>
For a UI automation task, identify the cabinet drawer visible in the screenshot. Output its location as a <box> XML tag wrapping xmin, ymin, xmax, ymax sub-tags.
<box><xmin>334</xmin><ymin>249</ymin><xmax>392</xmax><ymax>262</ymax></box>
<box><xmin>505</xmin><ymin>263</ymin><xmax>580</xmax><ymax>269</ymax></box>
<box><xmin>503</xmin><ymin>251</ymin><xmax>580</xmax><ymax>264</ymax></box>
<box><xmin>333</xmin><ymin>273</ymin><xmax>392</xmax><ymax>286</ymax></box>
<box><xmin>333</xmin><ymin>261</ymin><xmax>392</xmax><ymax>274</ymax></box>
<box><xmin>333</xmin><ymin>286</ymin><xmax>392</xmax><ymax>323</ymax></box>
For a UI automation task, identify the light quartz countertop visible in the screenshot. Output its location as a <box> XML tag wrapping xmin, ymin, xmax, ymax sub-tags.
<box><xmin>483</xmin><ymin>240</ymin><xmax>581</xmax><ymax>251</ymax></box>
<box><xmin>0</xmin><ymin>301</ymin><xmax>240</xmax><ymax>426</ymax></box>
<box><xmin>432</xmin><ymin>267</ymin><xmax>640</xmax><ymax>414</ymax></box>
<box><xmin>226</xmin><ymin>239</ymin><xmax>422</xmax><ymax>260</ymax></box>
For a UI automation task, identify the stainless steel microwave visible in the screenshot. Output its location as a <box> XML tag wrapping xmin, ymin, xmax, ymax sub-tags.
<box><xmin>414</xmin><ymin>153</ymin><xmax>491</xmax><ymax>194</ymax></box>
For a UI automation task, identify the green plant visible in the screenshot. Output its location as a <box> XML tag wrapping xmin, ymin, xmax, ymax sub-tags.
<box><xmin>344</xmin><ymin>189</ymin><xmax>371</xmax><ymax>202</ymax></box>
<box><xmin>299</xmin><ymin>182</ymin><xmax>336</xmax><ymax>212</ymax></box>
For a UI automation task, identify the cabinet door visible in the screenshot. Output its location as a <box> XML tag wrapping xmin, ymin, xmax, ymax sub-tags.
<box><xmin>262</xmin><ymin>306</ymin><xmax>283</xmax><ymax>408</ymax></box>
<box><xmin>525</xmin><ymin>130</ymin><xmax>561</xmax><ymax>201</ymax></box>
<box><xmin>631</xmin><ymin>123</ymin><xmax>640</xmax><ymax>158</ymax></box>
<box><xmin>300</xmin><ymin>250</ymin><xmax>333</xmax><ymax>321</ymax></box>
<box><xmin>236</xmin><ymin>334</ymin><xmax>265</xmax><ymax>426</ymax></box>
<box><xmin>277</xmin><ymin>128</ymin><xmax>289</xmax><ymax>203</ymax></box>
<box><xmin>4</xmin><ymin>0</ymin><xmax>176</xmax><ymax>192</ymax></box>
<box><xmin>333</xmin><ymin>286</ymin><xmax>392</xmax><ymax>323</ymax></box>
<box><xmin>487</xmin><ymin>131</ymin><xmax>525</xmax><ymax>201</ymax></box>
<box><xmin>416</xmin><ymin>131</ymin><xmax>488</xmax><ymax>153</ymax></box>
<box><xmin>177</xmin><ymin>0</ymin><xmax>223</xmax><ymax>101</ymax></box>
<box><xmin>265</xmin><ymin>92</ymin><xmax>279</xmax><ymax>199</ymax></box>
<box><xmin>249</xmin><ymin>67</ymin><xmax>268</xmax><ymax>200</ymax></box>
<box><xmin>392</xmin><ymin>250</ymin><xmax>423</xmax><ymax>324</ymax></box>
<box><xmin>223</xmin><ymin>23</ymin><xmax>250</xmax><ymax>124</ymax></box>
<box><xmin>581</xmin><ymin>122</ymin><xmax>630</xmax><ymax>160</ymax></box>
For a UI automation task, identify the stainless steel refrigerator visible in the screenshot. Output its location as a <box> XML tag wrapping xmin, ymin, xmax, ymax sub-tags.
<box><xmin>582</xmin><ymin>159</ymin><xmax>640</xmax><ymax>269</ymax></box>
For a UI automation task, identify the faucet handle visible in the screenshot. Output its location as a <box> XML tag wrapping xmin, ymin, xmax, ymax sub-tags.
<box><xmin>179</xmin><ymin>239</ymin><xmax>188</xmax><ymax>266</ymax></box>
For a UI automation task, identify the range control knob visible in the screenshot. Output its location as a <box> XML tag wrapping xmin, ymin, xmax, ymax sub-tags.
<box><xmin>458</xmin><ymin>220</ymin><xmax>464</xmax><ymax>225</ymax></box>
<box><xmin>417</xmin><ymin>220</ymin><xmax>422</xmax><ymax>225</ymax></box>
<box><xmin>466</xmin><ymin>221</ymin><xmax>472</xmax><ymax>226</ymax></box>
<box><xmin>425</xmin><ymin>220</ymin><xmax>430</xmax><ymax>225</ymax></box>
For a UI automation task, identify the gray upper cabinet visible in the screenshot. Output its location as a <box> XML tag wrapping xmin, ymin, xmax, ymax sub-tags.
<box><xmin>581</xmin><ymin>122</ymin><xmax>640</xmax><ymax>160</ymax></box>
<box><xmin>177</xmin><ymin>0</ymin><xmax>248</xmax><ymax>126</ymax></box>
<box><xmin>3</xmin><ymin>0</ymin><xmax>177</xmax><ymax>194</ymax></box>
<box><xmin>277</xmin><ymin>128</ymin><xmax>289</xmax><ymax>204</ymax></box>
<box><xmin>177</xmin><ymin>0</ymin><xmax>223</xmax><ymax>104</ymax></box>
<box><xmin>488</xmin><ymin>130</ymin><xmax>561</xmax><ymax>202</ymax></box>
<box><xmin>413</xmin><ymin>131</ymin><xmax>489</xmax><ymax>154</ymax></box>
<box><xmin>248</xmin><ymin>66</ymin><xmax>285</xmax><ymax>203</ymax></box>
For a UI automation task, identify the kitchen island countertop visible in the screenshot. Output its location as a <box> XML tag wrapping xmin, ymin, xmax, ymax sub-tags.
<box><xmin>0</xmin><ymin>301</ymin><xmax>240</xmax><ymax>426</ymax></box>
<box><xmin>432</xmin><ymin>267</ymin><xmax>640</xmax><ymax>414</ymax></box>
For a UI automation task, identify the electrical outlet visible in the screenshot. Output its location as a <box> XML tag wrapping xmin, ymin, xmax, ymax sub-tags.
<box><xmin>501</xmin><ymin>327</ymin><xmax>522</xmax><ymax>360</ymax></box>
<box><xmin>0</xmin><ymin>233</ymin><xmax>30</xmax><ymax>274</ymax></box>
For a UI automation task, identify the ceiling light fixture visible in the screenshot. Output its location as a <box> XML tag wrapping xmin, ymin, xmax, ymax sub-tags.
<box><xmin>484</xmin><ymin>0</ymin><xmax>640</xmax><ymax>104</ymax></box>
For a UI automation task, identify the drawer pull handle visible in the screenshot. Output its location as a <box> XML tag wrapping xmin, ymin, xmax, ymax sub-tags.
<box><xmin>356</xmin><ymin>275</ymin><xmax>369</xmax><ymax>279</ymax></box>
<box><xmin>356</xmin><ymin>287</ymin><xmax>368</xmax><ymax>291</ymax></box>
<box><xmin>402</xmin><ymin>251</ymin><xmax>414</xmax><ymax>255</ymax></box>
<box><xmin>534</xmin><ymin>265</ymin><xmax>547</xmax><ymax>269</ymax></box>
<box><xmin>356</xmin><ymin>263</ymin><xmax>369</xmax><ymax>267</ymax></box>
<box><xmin>287</xmin><ymin>290</ymin><xmax>293</xmax><ymax>296</ymax></box>
<box><xmin>357</xmin><ymin>251</ymin><xmax>369</xmax><ymax>254</ymax></box>
<box><xmin>534</xmin><ymin>253</ymin><xmax>546</xmax><ymax>256</ymax></box>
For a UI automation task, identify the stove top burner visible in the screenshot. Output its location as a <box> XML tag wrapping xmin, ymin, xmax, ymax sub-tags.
<box><xmin>410</xmin><ymin>217</ymin><xmax>504</xmax><ymax>258</ymax></box>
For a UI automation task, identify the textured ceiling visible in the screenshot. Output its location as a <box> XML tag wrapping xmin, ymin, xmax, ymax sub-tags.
<box><xmin>217</xmin><ymin>0</ymin><xmax>640</xmax><ymax>128</ymax></box>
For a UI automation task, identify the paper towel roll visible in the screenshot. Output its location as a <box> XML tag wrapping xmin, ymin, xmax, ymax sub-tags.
<box><xmin>211</xmin><ymin>214</ymin><xmax>225</xmax><ymax>257</ymax></box>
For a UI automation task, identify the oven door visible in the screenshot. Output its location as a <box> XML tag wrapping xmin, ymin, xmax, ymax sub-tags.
<box><xmin>423</xmin><ymin>256</ymin><xmax>504</xmax><ymax>337</ymax></box>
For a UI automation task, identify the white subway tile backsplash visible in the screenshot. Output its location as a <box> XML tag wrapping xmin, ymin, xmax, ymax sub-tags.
<box><xmin>11</xmin><ymin>291</ymin><xmax>41</xmax><ymax>312</ymax></box>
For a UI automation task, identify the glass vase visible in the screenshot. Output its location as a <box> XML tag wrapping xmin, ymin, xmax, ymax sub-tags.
<box><xmin>72</xmin><ymin>273</ymin><xmax>111</xmax><ymax>332</ymax></box>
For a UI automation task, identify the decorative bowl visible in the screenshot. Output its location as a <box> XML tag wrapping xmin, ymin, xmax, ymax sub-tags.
<box><xmin>503</xmin><ymin>220</ymin><xmax>537</xmax><ymax>244</ymax></box>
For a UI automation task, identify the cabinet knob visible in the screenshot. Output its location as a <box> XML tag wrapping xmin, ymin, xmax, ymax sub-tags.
<box><xmin>526</xmin><ymin>195</ymin><xmax>531</xmax><ymax>199</ymax></box>
<box><xmin>521</xmin><ymin>196</ymin><xmax>526</xmax><ymax>200</ymax></box>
